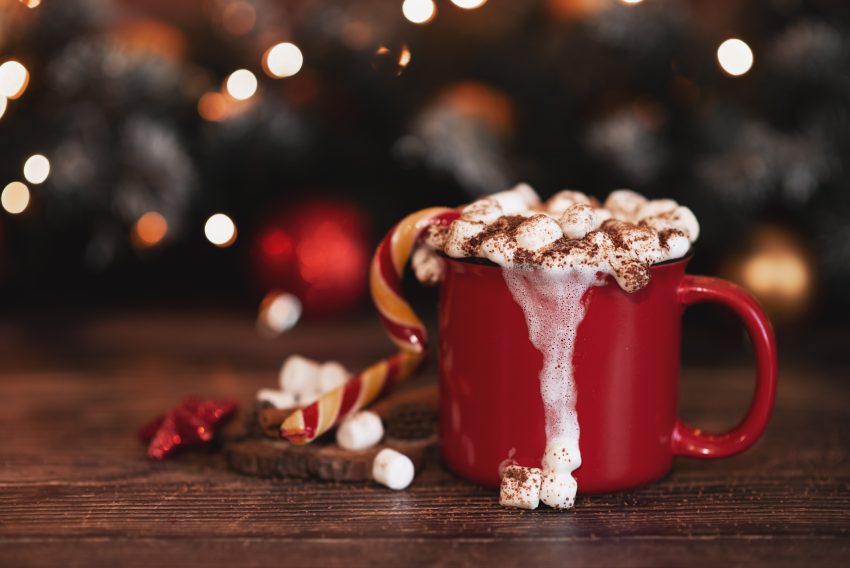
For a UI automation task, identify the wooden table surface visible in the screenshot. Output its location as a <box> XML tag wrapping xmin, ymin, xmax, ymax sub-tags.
<box><xmin>0</xmin><ymin>310</ymin><xmax>847</xmax><ymax>567</ymax></box>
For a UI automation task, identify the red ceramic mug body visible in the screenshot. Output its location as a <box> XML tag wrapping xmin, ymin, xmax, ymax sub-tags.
<box><xmin>437</xmin><ymin>255</ymin><xmax>778</xmax><ymax>493</ymax></box>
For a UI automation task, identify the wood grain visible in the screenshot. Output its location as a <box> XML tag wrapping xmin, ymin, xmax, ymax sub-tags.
<box><xmin>0</xmin><ymin>311</ymin><xmax>848</xmax><ymax>566</ymax></box>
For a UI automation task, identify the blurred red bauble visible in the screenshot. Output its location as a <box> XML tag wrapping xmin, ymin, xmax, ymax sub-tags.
<box><xmin>251</xmin><ymin>198</ymin><xmax>371</xmax><ymax>317</ymax></box>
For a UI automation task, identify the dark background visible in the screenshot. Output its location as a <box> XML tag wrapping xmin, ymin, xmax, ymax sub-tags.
<box><xmin>1</xmin><ymin>0</ymin><xmax>848</xmax><ymax>341</ymax></box>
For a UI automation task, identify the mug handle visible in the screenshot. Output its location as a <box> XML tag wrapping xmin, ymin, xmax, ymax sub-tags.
<box><xmin>672</xmin><ymin>275</ymin><xmax>778</xmax><ymax>458</ymax></box>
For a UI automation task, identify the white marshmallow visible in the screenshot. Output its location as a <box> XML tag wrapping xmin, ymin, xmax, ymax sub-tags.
<box><xmin>279</xmin><ymin>355</ymin><xmax>320</xmax><ymax>394</ymax></box>
<box><xmin>636</xmin><ymin>198</ymin><xmax>677</xmax><ymax>220</ymax></box>
<box><xmin>318</xmin><ymin>361</ymin><xmax>349</xmax><ymax>393</ymax></box>
<box><xmin>256</xmin><ymin>388</ymin><xmax>297</xmax><ymax>409</ymax></box>
<box><xmin>545</xmin><ymin>190</ymin><xmax>592</xmax><ymax>215</ymax></box>
<box><xmin>540</xmin><ymin>472</ymin><xmax>578</xmax><ymax>510</ymax></box>
<box><xmin>604</xmin><ymin>189</ymin><xmax>647</xmax><ymax>221</ymax></box>
<box><xmin>480</xmin><ymin>233</ymin><xmax>516</xmax><ymax>266</ymax></box>
<box><xmin>490</xmin><ymin>183</ymin><xmax>540</xmax><ymax>215</ymax></box>
<box><xmin>444</xmin><ymin>219</ymin><xmax>486</xmax><ymax>258</ymax></box>
<box><xmin>411</xmin><ymin>244</ymin><xmax>446</xmax><ymax>285</ymax></box>
<box><xmin>461</xmin><ymin>198</ymin><xmax>504</xmax><ymax>223</ymax></box>
<box><xmin>372</xmin><ymin>448</ymin><xmax>415</xmax><ymax>490</ymax></box>
<box><xmin>558</xmin><ymin>203</ymin><xmax>598</xmax><ymax>240</ymax></box>
<box><xmin>499</xmin><ymin>465</ymin><xmax>543</xmax><ymax>510</ymax></box>
<box><xmin>664</xmin><ymin>231</ymin><xmax>691</xmax><ymax>259</ymax></box>
<box><xmin>670</xmin><ymin>206</ymin><xmax>700</xmax><ymax>242</ymax></box>
<box><xmin>260</xmin><ymin>292</ymin><xmax>302</xmax><ymax>334</ymax></box>
<box><xmin>515</xmin><ymin>214</ymin><xmax>563</xmax><ymax>251</ymax></box>
<box><xmin>336</xmin><ymin>410</ymin><xmax>384</xmax><ymax>450</ymax></box>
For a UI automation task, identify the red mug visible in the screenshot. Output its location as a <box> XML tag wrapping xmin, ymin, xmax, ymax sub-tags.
<box><xmin>426</xmin><ymin>254</ymin><xmax>778</xmax><ymax>493</ymax></box>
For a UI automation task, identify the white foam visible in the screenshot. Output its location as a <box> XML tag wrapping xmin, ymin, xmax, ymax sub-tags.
<box><xmin>502</xmin><ymin>267</ymin><xmax>602</xmax><ymax>509</ymax></box>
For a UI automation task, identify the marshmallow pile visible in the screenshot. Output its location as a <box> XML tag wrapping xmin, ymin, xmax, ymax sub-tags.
<box><xmin>258</xmin><ymin>355</ymin><xmax>416</xmax><ymax>490</ymax></box>
<box><xmin>422</xmin><ymin>185</ymin><xmax>700</xmax><ymax>292</ymax></box>
<box><xmin>257</xmin><ymin>355</ymin><xmax>350</xmax><ymax>410</ymax></box>
<box><xmin>499</xmin><ymin>444</ymin><xmax>582</xmax><ymax>511</ymax></box>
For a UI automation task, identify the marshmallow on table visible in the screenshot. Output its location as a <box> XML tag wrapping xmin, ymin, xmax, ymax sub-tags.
<box><xmin>372</xmin><ymin>448</ymin><xmax>415</xmax><ymax>490</ymax></box>
<box><xmin>318</xmin><ymin>361</ymin><xmax>349</xmax><ymax>393</ymax></box>
<box><xmin>540</xmin><ymin>472</ymin><xmax>578</xmax><ymax>510</ymax></box>
<box><xmin>256</xmin><ymin>388</ymin><xmax>297</xmax><ymax>409</ymax></box>
<box><xmin>490</xmin><ymin>183</ymin><xmax>540</xmax><ymax>215</ymax></box>
<box><xmin>545</xmin><ymin>190</ymin><xmax>592</xmax><ymax>215</ymax></box>
<box><xmin>515</xmin><ymin>214</ymin><xmax>563</xmax><ymax>251</ymax></box>
<box><xmin>558</xmin><ymin>203</ymin><xmax>598</xmax><ymax>239</ymax></box>
<box><xmin>279</xmin><ymin>355</ymin><xmax>320</xmax><ymax>394</ymax></box>
<box><xmin>336</xmin><ymin>410</ymin><xmax>384</xmax><ymax>450</ymax></box>
<box><xmin>499</xmin><ymin>465</ymin><xmax>543</xmax><ymax>510</ymax></box>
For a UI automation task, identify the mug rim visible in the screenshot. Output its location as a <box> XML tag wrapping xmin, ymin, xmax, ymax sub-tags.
<box><xmin>439</xmin><ymin>250</ymin><xmax>694</xmax><ymax>272</ymax></box>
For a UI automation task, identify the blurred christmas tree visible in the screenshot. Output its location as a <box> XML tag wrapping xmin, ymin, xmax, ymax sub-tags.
<box><xmin>0</xmin><ymin>0</ymin><xmax>848</xmax><ymax>324</ymax></box>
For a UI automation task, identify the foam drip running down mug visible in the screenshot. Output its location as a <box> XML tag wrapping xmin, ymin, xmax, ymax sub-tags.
<box><xmin>380</xmin><ymin>199</ymin><xmax>778</xmax><ymax>494</ymax></box>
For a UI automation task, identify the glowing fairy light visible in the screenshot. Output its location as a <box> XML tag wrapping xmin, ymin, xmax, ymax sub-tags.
<box><xmin>204</xmin><ymin>213</ymin><xmax>237</xmax><ymax>247</ymax></box>
<box><xmin>263</xmin><ymin>42</ymin><xmax>304</xmax><ymax>78</ymax></box>
<box><xmin>225</xmin><ymin>69</ymin><xmax>258</xmax><ymax>100</ymax></box>
<box><xmin>717</xmin><ymin>38</ymin><xmax>754</xmax><ymax>77</ymax></box>
<box><xmin>402</xmin><ymin>0</ymin><xmax>436</xmax><ymax>25</ymax></box>
<box><xmin>620</xmin><ymin>0</ymin><xmax>644</xmax><ymax>4</ymax></box>
<box><xmin>2</xmin><ymin>181</ymin><xmax>30</xmax><ymax>214</ymax></box>
<box><xmin>23</xmin><ymin>154</ymin><xmax>50</xmax><ymax>185</ymax></box>
<box><xmin>258</xmin><ymin>290</ymin><xmax>303</xmax><ymax>336</ymax></box>
<box><xmin>133</xmin><ymin>212</ymin><xmax>169</xmax><ymax>248</ymax></box>
<box><xmin>0</xmin><ymin>96</ymin><xmax>7</xmax><ymax>120</ymax></box>
<box><xmin>20</xmin><ymin>0</ymin><xmax>42</xmax><ymax>8</ymax></box>
<box><xmin>450</xmin><ymin>0</ymin><xmax>487</xmax><ymax>9</ymax></box>
<box><xmin>0</xmin><ymin>61</ymin><xmax>29</xmax><ymax>99</ymax></box>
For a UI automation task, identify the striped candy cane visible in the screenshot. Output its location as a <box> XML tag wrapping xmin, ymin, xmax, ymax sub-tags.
<box><xmin>280</xmin><ymin>207</ymin><xmax>459</xmax><ymax>444</ymax></box>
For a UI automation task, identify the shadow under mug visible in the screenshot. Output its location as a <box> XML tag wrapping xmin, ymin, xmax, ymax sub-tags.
<box><xmin>434</xmin><ymin>255</ymin><xmax>778</xmax><ymax>493</ymax></box>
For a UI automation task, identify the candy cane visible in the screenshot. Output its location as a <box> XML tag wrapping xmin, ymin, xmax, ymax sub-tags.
<box><xmin>280</xmin><ymin>207</ymin><xmax>459</xmax><ymax>444</ymax></box>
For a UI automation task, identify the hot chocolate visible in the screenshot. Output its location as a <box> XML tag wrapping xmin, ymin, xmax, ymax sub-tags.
<box><xmin>414</xmin><ymin>184</ymin><xmax>701</xmax><ymax>509</ymax></box>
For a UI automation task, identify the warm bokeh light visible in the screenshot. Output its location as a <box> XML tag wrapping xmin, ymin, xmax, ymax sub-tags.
<box><xmin>402</xmin><ymin>0</ymin><xmax>436</xmax><ymax>24</ymax></box>
<box><xmin>258</xmin><ymin>290</ymin><xmax>303</xmax><ymax>336</ymax></box>
<box><xmin>717</xmin><ymin>38</ymin><xmax>754</xmax><ymax>76</ymax></box>
<box><xmin>23</xmin><ymin>154</ymin><xmax>50</xmax><ymax>185</ymax></box>
<box><xmin>741</xmin><ymin>249</ymin><xmax>810</xmax><ymax>304</ymax></box>
<box><xmin>451</xmin><ymin>0</ymin><xmax>488</xmax><ymax>9</ymax></box>
<box><xmin>204</xmin><ymin>213</ymin><xmax>237</xmax><ymax>247</ymax></box>
<box><xmin>620</xmin><ymin>0</ymin><xmax>644</xmax><ymax>4</ymax></box>
<box><xmin>225</xmin><ymin>69</ymin><xmax>258</xmax><ymax>100</ymax></box>
<box><xmin>222</xmin><ymin>1</ymin><xmax>256</xmax><ymax>36</ymax></box>
<box><xmin>198</xmin><ymin>91</ymin><xmax>229</xmax><ymax>121</ymax></box>
<box><xmin>0</xmin><ymin>96</ymin><xmax>7</xmax><ymax>120</ymax></box>
<box><xmin>133</xmin><ymin>212</ymin><xmax>169</xmax><ymax>248</ymax></box>
<box><xmin>372</xmin><ymin>44</ymin><xmax>412</xmax><ymax>76</ymax></box>
<box><xmin>263</xmin><ymin>42</ymin><xmax>304</xmax><ymax>78</ymax></box>
<box><xmin>2</xmin><ymin>181</ymin><xmax>30</xmax><ymax>214</ymax></box>
<box><xmin>0</xmin><ymin>61</ymin><xmax>29</xmax><ymax>99</ymax></box>
<box><xmin>19</xmin><ymin>0</ymin><xmax>41</xmax><ymax>8</ymax></box>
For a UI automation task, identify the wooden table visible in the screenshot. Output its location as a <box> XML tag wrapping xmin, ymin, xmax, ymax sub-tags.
<box><xmin>0</xmin><ymin>311</ymin><xmax>847</xmax><ymax>566</ymax></box>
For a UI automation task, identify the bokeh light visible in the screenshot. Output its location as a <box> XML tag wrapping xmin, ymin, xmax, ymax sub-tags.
<box><xmin>23</xmin><ymin>154</ymin><xmax>50</xmax><ymax>185</ymax></box>
<box><xmin>372</xmin><ymin>44</ymin><xmax>412</xmax><ymax>76</ymax></box>
<box><xmin>204</xmin><ymin>213</ymin><xmax>237</xmax><ymax>247</ymax></box>
<box><xmin>620</xmin><ymin>0</ymin><xmax>644</xmax><ymax>4</ymax></box>
<box><xmin>717</xmin><ymin>38</ymin><xmax>754</xmax><ymax>76</ymax></box>
<box><xmin>402</xmin><ymin>0</ymin><xmax>437</xmax><ymax>25</ymax></box>
<box><xmin>0</xmin><ymin>96</ymin><xmax>7</xmax><ymax>120</ymax></box>
<box><xmin>258</xmin><ymin>290</ymin><xmax>303</xmax><ymax>336</ymax></box>
<box><xmin>263</xmin><ymin>42</ymin><xmax>304</xmax><ymax>78</ymax></box>
<box><xmin>2</xmin><ymin>181</ymin><xmax>30</xmax><ymax>214</ymax></box>
<box><xmin>133</xmin><ymin>212</ymin><xmax>169</xmax><ymax>248</ymax></box>
<box><xmin>451</xmin><ymin>0</ymin><xmax>488</xmax><ymax>9</ymax></box>
<box><xmin>19</xmin><ymin>0</ymin><xmax>42</xmax><ymax>7</ymax></box>
<box><xmin>222</xmin><ymin>1</ymin><xmax>256</xmax><ymax>36</ymax></box>
<box><xmin>0</xmin><ymin>61</ymin><xmax>29</xmax><ymax>99</ymax></box>
<box><xmin>225</xmin><ymin>69</ymin><xmax>258</xmax><ymax>100</ymax></box>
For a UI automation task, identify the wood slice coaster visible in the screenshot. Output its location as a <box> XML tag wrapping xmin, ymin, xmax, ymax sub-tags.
<box><xmin>224</xmin><ymin>385</ymin><xmax>438</xmax><ymax>482</ymax></box>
